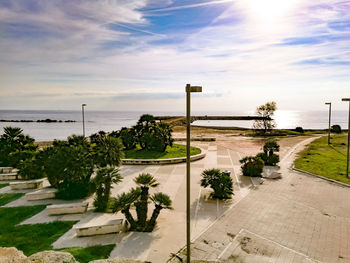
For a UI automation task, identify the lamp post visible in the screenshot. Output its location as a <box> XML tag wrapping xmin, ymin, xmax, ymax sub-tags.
<box><xmin>325</xmin><ymin>102</ymin><xmax>331</xmax><ymax>145</ymax></box>
<box><xmin>342</xmin><ymin>98</ymin><xmax>350</xmax><ymax>178</ymax></box>
<box><xmin>186</xmin><ymin>84</ymin><xmax>202</xmax><ymax>263</ymax></box>
<box><xmin>82</xmin><ymin>104</ymin><xmax>87</xmax><ymax>137</ymax></box>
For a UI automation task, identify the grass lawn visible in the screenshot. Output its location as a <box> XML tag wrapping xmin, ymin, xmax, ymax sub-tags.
<box><xmin>294</xmin><ymin>134</ymin><xmax>350</xmax><ymax>184</ymax></box>
<box><xmin>60</xmin><ymin>245</ymin><xmax>115</xmax><ymax>263</ymax></box>
<box><xmin>0</xmin><ymin>193</ymin><xmax>24</xmax><ymax>206</ymax></box>
<box><xmin>124</xmin><ymin>143</ymin><xmax>201</xmax><ymax>159</ymax></box>
<box><xmin>0</xmin><ymin>194</ymin><xmax>114</xmax><ymax>261</ymax></box>
<box><xmin>0</xmin><ymin>183</ymin><xmax>9</xmax><ymax>189</ymax></box>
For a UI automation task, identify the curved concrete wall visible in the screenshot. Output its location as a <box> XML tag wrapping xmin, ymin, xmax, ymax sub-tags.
<box><xmin>121</xmin><ymin>152</ymin><xmax>206</xmax><ymax>165</ymax></box>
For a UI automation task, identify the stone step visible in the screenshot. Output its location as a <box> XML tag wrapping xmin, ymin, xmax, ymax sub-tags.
<box><xmin>10</xmin><ymin>179</ymin><xmax>44</xmax><ymax>190</ymax></box>
<box><xmin>0</xmin><ymin>167</ymin><xmax>14</xmax><ymax>173</ymax></box>
<box><xmin>26</xmin><ymin>188</ymin><xmax>58</xmax><ymax>201</ymax></box>
<box><xmin>75</xmin><ymin>218</ymin><xmax>124</xmax><ymax>237</ymax></box>
<box><xmin>47</xmin><ymin>202</ymin><xmax>88</xmax><ymax>215</ymax></box>
<box><xmin>0</xmin><ymin>173</ymin><xmax>18</xmax><ymax>181</ymax></box>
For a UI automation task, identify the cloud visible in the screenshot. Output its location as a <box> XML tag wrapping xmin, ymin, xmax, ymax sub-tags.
<box><xmin>0</xmin><ymin>0</ymin><xmax>349</xmax><ymax>111</ymax></box>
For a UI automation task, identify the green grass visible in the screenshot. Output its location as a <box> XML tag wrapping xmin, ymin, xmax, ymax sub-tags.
<box><xmin>123</xmin><ymin>143</ymin><xmax>201</xmax><ymax>159</ymax></box>
<box><xmin>0</xmin><ymin>193</ymin><xmax>24</xmax><ymax>206</ymax></box>
<box><xmin>60</xmin><ymin>245</ymin><xmax>115</xmax><ymax>263</ymax></box>
<box><xmin>0</xmin><ymin>194</ymin><xmax>114</xmax><ymax>261</ymax></box>
<box><xmin>0</xmin><ymin>183</ymin><xmax>9</xmax><ymax>189</ymax></box>
<box><xmin>0</xmin><ymin>204</ymin><xmax>76</xmax><ymax>255</ymax></box>
<box><xmin>247</xmin><ymin>129</ymin><xmax>327</xmax><ymax>137</ymax></box>
<box><xmin>294</xmin><ymin>134</ymin><xmax>350</xmax><ymax>184</ymax></box>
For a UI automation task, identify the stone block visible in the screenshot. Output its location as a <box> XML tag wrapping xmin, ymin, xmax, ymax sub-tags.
<box><xmin>26</xmin><ymin>188</ymin><xmax>58</xmax><ymax>201</ymax></box>
<box><xmin>75</xmin><ymin>218</ymin><xmax>124</xmax><ymax>237</ymax></box>
<box><xmin>10</xmin><ymin>179</ymin><xmax>44</xmax><ymax>190</ymax></box>
<box><xmin>47</xmin><ymin>202</ymin><xmax>88</xmax><ymax>215</ymax></box>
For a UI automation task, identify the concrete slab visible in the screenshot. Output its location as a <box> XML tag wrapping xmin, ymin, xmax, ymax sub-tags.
<box><xmin>10</xmin><ymin>179</ymin><xmax>44</xmax><ymax>190</ymax></box>
<box><xmin>47</xmin><ymin>202</ymin><xmax>88</xmax><ymax>215</ymax></box>
<box><xmin>26</xmin><ymin>187</ymin><xmax>57</xmax><ymax>201</ymax></box>
<box><xmin>75</xmin><ymin>218</ymin><xmax>124</xmax><ymax>237</ymax></box>
<box><xmin>0</xmin><ymin>173</ymin><xmax>17</xmax><ymax>180</ymax></box>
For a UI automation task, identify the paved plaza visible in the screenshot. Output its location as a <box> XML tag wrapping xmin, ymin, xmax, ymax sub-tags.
<box><xmin>1</xmin><ymin>134</ymin><xmax>350</xmax><ymax>262</ymax></box>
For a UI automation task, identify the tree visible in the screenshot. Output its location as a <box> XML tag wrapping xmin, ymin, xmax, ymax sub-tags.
<box><xmin>240</xmin><ymin>156</ymin><xmax>264</xmax><ymax>177</ymax></box>
<box><xmin>146</xmin><ymin>193</ymin><xmax>173</xmax><ymax>231</ymax></box>
<box><xmin>90</xmin><ymin>130</ymin><xmax>107</xmax><ymax>144</ymax></box>
<box><xmin>133</xmin><ymin>173</ymin><xmax>159</xmax><ymax>227</ymax></box>
<box><xmin>200</xmin><ymin>169</ymin><xmax>233</xmax><ymax>199</ymax></box>
<box><xmin>93</xmin><ymin>136</ymin><xmax>124</xmax><ymax>167</ymax></box>
<box><xmin>331</xmin><ymin>125</ymin><xmax>342</xmax><ymax>134</ymax></box>
<box><xmin>93</xmin><ymin>167</ymin><xmax>122</xmax><ymax>212</ymax></box>
<box><xmin>113</xmin><ymin>188</ymin><xmax>141</xmax><ymax>230</ymax></box>
<box><xmin>257</xmin><ymin>140</ymin><xmax>280</xmax><ymax>166</ymax></box>
<box><xmin>120</xmin><ymin>127</ymin><xmax>137</xmax><ymax>150</ymax></box>
<box><xmin>0</xmin><ymin>126</ymin><xmax>37</xmax><ymax>167</ymax></box>
<box><xmin>253</xmin><ymin>102</ymin><xmax>277</xmax><ymax>134</ymax></box>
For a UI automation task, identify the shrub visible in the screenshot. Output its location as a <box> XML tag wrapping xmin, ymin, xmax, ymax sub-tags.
<box><xmin>89</xmin><ymin>131</ymin><xmax>106</xmax><ymax>144</ymax></box>
<box><xmin>200</xmin><ymin>169</ymin><xmax>233</xmax><ymax>199</ymax></box>
<box><xmin>113</xmin><ymin>173</ymin><xmax>172</xmax><ymax>232</ymax></box>
<box><xmin>331</xmin><ymin>125</ymin><xmax>342</xmax><ymax>134</ymax></box>
<box><xmin>93</xmin><ymin>136</ymin><xmax>124</xmax><ymax>167</ymax></box>
<box><xmin>17</xmin><ymin>151</ymin><xmax>45</xmax><ymax>180</ymax></box>
<box><xmin>256</xmin><ymin>140</ymin><xmax>280</xmax><ymax>166</ymax></box>
<box><xmin>295</xmin><ymin>127</ymin><xmax>304</xmax><ymax>133</ymax></box>
<box><xmin>0</xmin><ymin>127</ymin><xmax>37</xmax><ymax>167</ymax></box>
<box><xmin>120</xmin><ymin>127</ymin><xmax>137</xmax><ymax>150</ymax></box>
<box><xmin>240</xmin><ymin>156</ymin><xmax>264</xmax><ymax>177</ymax></box>
<box><xmin>93</xmin><ymin>168</ymin><xmax>122</xmax><ymax>212</ymax></box>
<box><xmin>43</xmin><ymin>135</ymin><xmax>94</xmax><ymax>199</ymax></box>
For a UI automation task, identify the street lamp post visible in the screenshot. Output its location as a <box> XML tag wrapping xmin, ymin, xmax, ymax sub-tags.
<box><xmin>325</xmin><ymin>102</ymin><xmax>331</xmax><ymax>145</ymax></box>
<box><xmin>82</xmin><ymin>104</ymin><xmax>87</xmax><ymax>137</ymax></box>
<box><xmin>186</xmin><ymin>84</ymin><xmax>202</xmax><ymax>263</ymax></box>
<box><xmin>342</xmin><ymin>98</ymin><xmax>350</xmax><ymax>178</ymax></box>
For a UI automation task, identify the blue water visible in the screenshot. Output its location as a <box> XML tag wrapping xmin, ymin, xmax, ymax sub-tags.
<box><xmin>0</xmin><ymin>110</ymin><xmax>348</xmax><ymax>141</ymax></box>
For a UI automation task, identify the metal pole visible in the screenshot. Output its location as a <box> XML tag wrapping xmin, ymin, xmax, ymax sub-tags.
<box><xmin>82</xmin><ymin>105</ymin><xmax>85</xmax><ymax>137</ymax></box>
<box><xmin>347</xmin><ymin>102</ymin><xmax>350</xmax><ymax>178</ymax></box>
<box><xmin>186</xmin><ymin>84</ymin><xmax>191</xmax><ymax>263</ymax></box>
<box><xmin>328</xmin><ymin>103</ymin><xmax>331</xmax><ymax>145</ymax></box>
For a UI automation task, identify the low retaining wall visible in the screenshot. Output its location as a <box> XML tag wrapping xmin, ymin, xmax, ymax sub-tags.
<box><xmin>122</xmin><ymin>152</ymin><xmax>206</xmax><ymax>165</ymax></box>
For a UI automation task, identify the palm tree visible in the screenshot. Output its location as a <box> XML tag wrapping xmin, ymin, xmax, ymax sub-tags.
<box><xmin>133</xmin><ymin>173</ymin><xmax>159</xmax><ymax>227</ymax></box>
<box><xmin>93</xmin><ymin>167</ymin><xmax>122</xmax><ymax>212</ymax></box>
<box><xmin>113</xmin><ymin>188</ymin><xmax>141</xmax><ymax>230</ymax></box>
<box><xmin>3</xmin><ymin>126</ymin><xmax>23</xmax><ymax>140</ymax></box>
<box><xmin>146</xmin><ymin>192</ymin><xmax>173</xmax><ymax>231</ymax></box>
<box><xmin>94</xmin><ymin>136</ymin><xmax>124</xmax><ymax>167</ymax></box>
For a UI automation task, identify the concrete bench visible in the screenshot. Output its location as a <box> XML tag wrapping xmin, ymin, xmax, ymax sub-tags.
<box><xmin>0</xmin><ymin>167</ymin><xmax>14</xmax><ymax>173</ymax></box>
<box><xmin>10</xmin><ymin>179</ymin><xmax>44</xmax><ymax>190</ymax></box>
<box><xmin>47</xmin><ymin>202</ymin><xmax>88</xmax><ymax>215</ymax></box>
<box><xmin>26</xmin><ymin>188</ymin><xmax>58</xmax><ymax>201</ymax></box>
<box><xmin>0</xmin><ymin>173</ymin><xmax>18</xmax><ymax>181</ymax></box>
<box><xmin>75</xmin><ymin>218</ymin><xmax>124</xmax><ymax>237</ymax></box>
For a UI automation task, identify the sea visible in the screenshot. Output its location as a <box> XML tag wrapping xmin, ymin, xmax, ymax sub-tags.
<box><xmin>0</xmin><ymin>110</ymin><xmax>348</xmax><ymax>141</ymax></box>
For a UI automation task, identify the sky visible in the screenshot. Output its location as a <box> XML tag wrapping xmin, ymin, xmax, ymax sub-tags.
<box><xmin>0</xmin><ymin>0</ymin><xmax>349</xmax><ymax>113</ymax></box>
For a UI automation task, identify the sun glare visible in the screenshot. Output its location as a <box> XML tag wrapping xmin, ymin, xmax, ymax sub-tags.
<box><xmin>245</xmin><ymin>0</ymin><xmax>298</xmax><ymax>23</ymax></box>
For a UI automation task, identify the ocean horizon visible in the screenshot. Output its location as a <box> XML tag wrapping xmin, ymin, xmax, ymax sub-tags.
<box><xmin>0</xmin><ymin>109</ymin><xmax>348</xmax><ymax>141</ymax></box>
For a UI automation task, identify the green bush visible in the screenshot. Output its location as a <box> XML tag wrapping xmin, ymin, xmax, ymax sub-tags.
<box><xmin>113</xmin><ymin>173</ymin><xmax>172</xmax><ymax>232</ymax></box>
<box><xmin>200</xmin><ymin>169</ymin><xmax>233</xmax><ymax>199</ymax></box>
<box><xmin>331</xmin><ymin>124</ymin><xmax>342</xmax><ymax>134</ymax></box>
<box><xmin>120</xmin><ymin>127</ymin><xmax>137</xmax><ymax>150</ymax></box>
<box><xmin>89</xmin><ymin>131</ymin><xmax>106</xmax><ymax>144</ymax></box>
<box><xmin>93</xmin><ymin>168</ymin><xmax>122</xmax><ymax>212</ymax></box>
<box><xmin>295</xmin><ymin>127</ymin><xmax>304</xmax><ymax>133</ymax></box>
<box><xmin>17</xmin><ymin>151</ymin><xmax>45</xmax><ymax>180</ymax></box>
<box><xmin>43</xmin><ymin>135</ymin><xmax>94</xmax><ymax>199</ymax></box>
<box><xmin>93</xmin><ymin>136</ymin><xmax>124</xmax><ymax>167</ymax></box>
<box><xmin>0</xmin><ymin>127</ymin><xmax>37</xmax><ymax>167</ymax></box>
<box><xmin>240</xmin><ymin>156</ymin><xmax>264</xmax><ymax>177</ymax></box>
<box><xmin>256</xmin><ymin>140</ymin><xmax>280</xmax><ymax>166</ymax></box>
